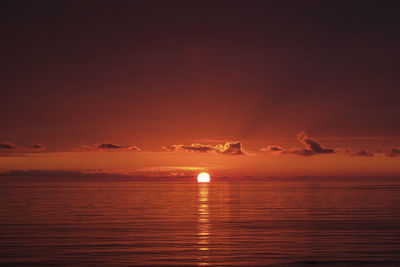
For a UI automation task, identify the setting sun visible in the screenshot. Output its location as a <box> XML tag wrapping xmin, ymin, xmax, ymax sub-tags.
<box><xmin>197</xmin><ymin>172</ymin><xmax>210</xmax><ymax>183</ymax></box>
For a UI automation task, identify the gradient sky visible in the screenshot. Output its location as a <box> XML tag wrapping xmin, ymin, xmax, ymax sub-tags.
<box><xmin>1</xmin><ymin>1</ymin><xmax>400</xmax><ymax>177</ymax></box>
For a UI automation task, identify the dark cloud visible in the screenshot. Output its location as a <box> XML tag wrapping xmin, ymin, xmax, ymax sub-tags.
<box><xmin>297</xmin><ymin>131</ymin><xmax>335</xmax><ymax>154</ymax></box>
<box><xmin>0</xmin><ymin>142</ymin><xmax>17</xmax><ymax>149</ymax></box>
<box><xmin>0</xmin><ymin>142</ymin><xmax>47</xmax><ymax>154</ymax></box>
<box><xmin>261</xmin><ymin>131</ymin><xmax>335</xmax><ymax>156</ymax></box>
<box><xmin>262</xmin><ymin>146</ymin><xmax>283</xmax><ymax>152</ymax></box>
<box><xmin>288</xmin><ymin>147</ymin><xmax>316</xmax><ymax>156</ymax></box>
<box><xmin>74</xmin><ymin>142</ymin><xmax>142</xmax><ymax>152</ymax></box>
<box><xmin>260</xmin><ymin>145</ymin><xmax>285</xmax><ymax>154</ymax></box>
<box><xmin>31</xmin><ymin>144</ymin><xmax>47</xmax><ymax>151</ymax></box>
<box><xmin>162</xmin><ymin>141</ymin><xmax>245</xmax><ymax>155</ymax></box>
<box><xmin>96</xmin><ymin>142</ymin><xmax>124</xmax><ymax>150</ymax></box>
<box><xmin>385</xmin><ymin>147</ymin><xmax>400</xmax><ymax>157</ymax></box>
<box><xmin>344</xmin><ymin>149</ymin><xmax>374</xmax><ymax>157</ymax></box>
<box><xmin>181</xmin><ymin>144</ymin><xmax>215</xmax><ymax>153</ymax></box>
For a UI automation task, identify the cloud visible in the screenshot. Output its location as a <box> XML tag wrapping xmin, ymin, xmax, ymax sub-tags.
<box><xmin>162</xmin><ymin>141</ymin><xmax>245</xmax><ymax>155</ymax></box>
<box><xmin>260</xmin><ymin>145</ymin><xmax>285</xmax><ymax>154</ymax></box>
<box><xmin>288</xmin><ymin>147</ymin><xmax>316</xmax><ymax>156</ymax></box>
<box><xmin>181</xmin><ymin>144</ymin><xmax>215</xmax><ymax>153</ymax></box>
<box><xmin>128</xmin><ymin>145</ymin><xmax>142</xmax><ymax>152</ymax></box>
<box><xmin>0</xmin><ymin>142</ymin><xmax>47</xmax><ymax>154</ymax></box>
<box><xmin>96</xmin><ymin>142</ymin><xmax>124</xmax><ymax>150</ymax></box>
<box><xmin>385</xmin><ymin>147</ymin><xmax>400</xmax><ymax>157</ymax></box>
<box><xmin>0</xmin><ymin>142</ymin><xmax>17</xmax><ymax>150</ymax></box>
<box><xmin>31</xmin><ymin>144</ymin><xmax>47</xmax><ymax>151</ymax></box>
<box><xmin>261</xmin><ymin>131</ymin><xmax>335</xmax><ymax>156</ymax></box>
<box><xmin>344</xmin><ymin>149</ymin><xmax>374</xmax><ymax>157</ymax></box>
<box><xmin>74</xmin><ymin>142</ymin><xmax>142</xmax><ymax>152</ymax></box>
<box><xmin>296</xmin><ymin>131</ymin><xmax>335</xmax><ymax>155</ymax></box>
<box><xmin>261</xmin><ymin>145</ymin><xmax>284</xmax><ymax>152</ymax></box>
<box><xmin>169</xmin><ymin>143</ymin><xmax>216</xmax><ymax>153</ymax></box>
<box><xmin>161</xmin><ymin>145</ymin><xmax>178</xmax><ymax>152</ymax></box>
<box><xmin>215</xmin><ymin>141</ymin><xmax>244</xmax><ymax>155</ymax></box>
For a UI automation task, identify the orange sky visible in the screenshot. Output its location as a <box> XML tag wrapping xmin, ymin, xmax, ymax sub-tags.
<box><xmin>1</xmin><ymin>2</ymin><xmax>400</xmax><ymax>178</ymax></box>
<box><xmin>1</xmin><ymin>132</ymin><xmax>400</xmax><ymax>178</ymax></box>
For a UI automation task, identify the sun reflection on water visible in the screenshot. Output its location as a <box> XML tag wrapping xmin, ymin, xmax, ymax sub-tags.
<box><xmin>198</xmin><ymin>183</ymin><xmax>210</xmax><ymax>265</ymax></box>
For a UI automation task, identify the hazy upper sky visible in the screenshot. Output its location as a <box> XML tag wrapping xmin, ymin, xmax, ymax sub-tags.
<box><xmin>1</xmin><ymin>1</ymin><xmax>400</xmax><ymax>177</ymax></box>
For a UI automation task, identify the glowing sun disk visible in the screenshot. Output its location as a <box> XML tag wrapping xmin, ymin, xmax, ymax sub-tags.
<box><xmin>197</xmin><ymin>172</ymin><xmax>210</xmax><ymax>183</ymax></box>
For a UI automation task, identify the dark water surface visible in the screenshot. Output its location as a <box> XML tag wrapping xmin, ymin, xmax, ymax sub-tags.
<box><xmin>1</xmin><ymin>179</ymin><xmax>400</xmax><ymax>266</ymax></box>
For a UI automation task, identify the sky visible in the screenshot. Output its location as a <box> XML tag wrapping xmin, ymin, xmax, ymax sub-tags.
<box><xmin>1</xmin><ymin>1</ymin><xmax>400</xmax><ymax>178</ymax></box>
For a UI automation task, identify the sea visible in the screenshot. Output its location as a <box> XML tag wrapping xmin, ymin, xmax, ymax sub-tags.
<box><xmin>1</xmin><ymin>178</ymin><xmax>400</xmax><ymax>266</ymax></box>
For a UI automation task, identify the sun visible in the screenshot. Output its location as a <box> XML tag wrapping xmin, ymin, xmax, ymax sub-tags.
<box><xmin>197</xmin><ymin>172</ymin><xmax>210</xmax><ymax>183</ymax></box>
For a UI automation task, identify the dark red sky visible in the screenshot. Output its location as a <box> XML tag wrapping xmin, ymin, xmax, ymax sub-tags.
<box><xmin>1</xmin><ymin>1</ymin><xmax>400</xmax><ymax>176</ymax></box>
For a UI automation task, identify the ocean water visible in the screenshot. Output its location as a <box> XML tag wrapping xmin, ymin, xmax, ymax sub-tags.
<box><xmin>1</xmin><ymin>179</ymin><xmax>400</xmax><ymax>266</ymax></box>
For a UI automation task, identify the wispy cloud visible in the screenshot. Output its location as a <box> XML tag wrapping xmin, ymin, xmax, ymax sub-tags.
<box><xmin>162</xmin><ymin>141</ymin><xmax>245</xmax><ymax>155</ymax></box>
<box><xmin>96</xmin><ymin>142</ymin><xmax>124</xmax><ymax>150</ymax></box>
<box><xmin>344</xmin><ymin>149</ymin><xmax>374</xmax><ymax>157</ymax></box>
<box><xmin>0</xmin><ymin>142</ymin><xmax>17</xmax><ymax>150</ymax></box>
<box><xmin>162</xmin><ymin>144</ymin><xmax>215</xmax><ymax>153</ymax></box>
<box><xmin>260</xmin><ymin>145</ymin><xmax>285</xmax><ymax>154</ymax></box>
<box><xmin>73</xmin><ymin>142</ymin><xmax>142</xmax><ymax>152</ymax></box>
<box><xmin>0</xmin><ymin>142</ymin><xmax>47</xmax><ymax>155</ymax></box>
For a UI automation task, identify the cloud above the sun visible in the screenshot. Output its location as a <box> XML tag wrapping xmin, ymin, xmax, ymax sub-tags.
<box><xmin>260</xmin><ymin>131</ymin><xmax>335</xmax><ymax>156</ymax></box>
<box><xmin>162</xmin><ymin>141</ymin><xmax>245</xmax><ymax>155</ymax></box>
<box><xmin>294</xmin><ymin>131</ymin><xmax>335</xmax><ymax>155</ymax></box>
<box><xmin>2</xmin><ymin>135</ymin><xmax>398</xmax><ymax>160</ymax></box>
<box><xmin>0</xmin><ymin>142</ymin><xmax>47</xmax><ymax>154</ymax></box>
<box><xmin>260</xmin><ymin>145</ymin><xmax>285</xmax><ymax>154</ymax></box>
<box><xmin>74</xmin><ymin>142</ymin><xmax>142</xmax><ymax>152</ymax></box>
<box><xmin>259</xmin><ymin>131</ymin><xmax>400</xmax><ymax>158</ymax></box>
<box><xmin>385</xmin><ymin>147</ymin><xmax>400</xmax><ymax>157</ymax></box>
